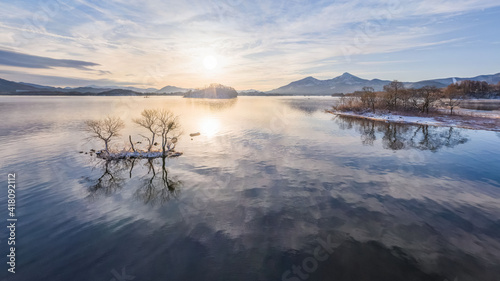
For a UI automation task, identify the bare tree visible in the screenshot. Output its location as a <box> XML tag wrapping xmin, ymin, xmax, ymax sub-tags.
<box><xmin>360</xmin><ymin>86</ymin><xmax>377</xmax><ymax>112</ymax></box>
<box><xmin>134</xmin><ymin>109</ymin><xmax>181</xmax><ymax>155</ymax></box>
<box><xmin>133</xmin><ymin>109</ymin><xmax>158</xmax><ymax>152</ymax></box>
<box><xmin>406</xmin><ymin>88</ymin><xmax>420</xmax><ymax>111</ymax></box>
<box><xmin>418</xmin><ymin>86</ymin><xmax>441</xmax><ymax>114</ymax></box>
<box><xmin>399</xmin><ymin>88</ymin><xmax>412</xmax><ymax>110</ymax></box>
<box><xmin>383</xmin><ymin>80</ymin><xmax>405</xmax><ymax>110</ymax></box>
<box><xmin>84</xmin><ymin>116</ymin><xmax>125</xmax><ymax>153</ymax></box>
<box><xmin>444</xmin><ymin>84</ymin><xmax>465</xmax><ymax>115</ymax></box>
<box><xmin>155</xmin><ymin>109</ymin><xmax>181</xmax><ymax>155</ymax></box>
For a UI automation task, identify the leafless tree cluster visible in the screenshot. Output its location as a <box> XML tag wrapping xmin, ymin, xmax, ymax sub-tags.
<box><xmin>454</xmin><ymin>80</ymin><xmax>497</xmax><ymax>96</ymax></box>
<box><xmin>133</xmin><ymin>109</ymin><xmax>181</xmax><ymax>154</ymax></box>
<box><xmin>443</xmin><ymin>84</ymin><xmax>465</xmax><ymax>115</ymax></box>
<box><xmin>382</xmin><ymin>81</ymin><xmax>443</xmax><ymax>113</ymax></box>
<box><xmin>360</xmin><ymin>86</ymin><xmax>376</xmax><ymax>112</ymax></box>
<box><xmin>383</xmin><ymin>81</ymin><xmax>405</xmax><ymax>110</ymax></box>
<box><xmin>83</xmin><ymin>109</ymin><xmax>181</xmax><ymax>157</ymax></box>
<box><xmin>333</xmin><ymin>79</ymin><xmax>482</xmax><ymax>115</ymax></box>
<box><xmin>335</xmin><ymin>82</ymin><xmax>443</xmax><ymax>114</ymax></box>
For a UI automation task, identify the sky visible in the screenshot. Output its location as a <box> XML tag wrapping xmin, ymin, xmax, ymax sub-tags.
<box><xmin>0</xmin><ymin>0</ymin><xmax>499</xmax><ymax>91</ymax></box>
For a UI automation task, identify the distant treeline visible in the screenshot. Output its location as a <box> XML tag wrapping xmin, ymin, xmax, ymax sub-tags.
<box><xmin>445</xmin><ymin>80</ymin><xmax>500</xmax><ymax>98</ymax></box>
<box><xmin>335</xmin><ymin>80</ymin><xmax>500</xmax><ymax>115</ymax></box>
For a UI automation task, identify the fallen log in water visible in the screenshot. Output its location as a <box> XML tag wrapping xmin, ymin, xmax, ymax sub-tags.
<box><xmin>189</xmin><ymin>132</ymin><xmax>201</xmax><ymax>137</ymax></box>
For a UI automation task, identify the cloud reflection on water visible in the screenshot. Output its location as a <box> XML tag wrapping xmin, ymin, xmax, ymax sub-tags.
<box><xmin>2</xmin><ymin>96</ymin><xmax>500</xmax><ymax>281</ymax></box>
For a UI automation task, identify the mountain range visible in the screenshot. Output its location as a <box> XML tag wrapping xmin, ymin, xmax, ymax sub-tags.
<box><xmin>1</xmin><ymin>72</ymin><xmax>499</xmax><ymax>96</ymax></box>
<box><xmin>156</xmin><ymin>85</ymin><xmax>191</xmax><ymax>94</ymax></box>
<box><xmin>0</xmin><ymin>78</ymin><xmax>191</xmax><ymax>95</ymax></box>
<box><xmin>268</xmin><ymin>72</ymin><xmax>500</xmax><ymax>95</ymax></box>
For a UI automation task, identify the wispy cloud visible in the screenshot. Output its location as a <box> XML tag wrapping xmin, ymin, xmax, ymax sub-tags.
<box><xmin>356</xmin><ymin>60</ymin><xmax>415</xmax><ymax>66</ymax></box>
<box><xmin>0</xmin><ymin>0</ymin><xmax>499</xmax><ymax>89</ymax></box>
<box><xmin>0</xmin><ymin>49</ymin><xmax>99</xmax><ymax>70</ymax></box>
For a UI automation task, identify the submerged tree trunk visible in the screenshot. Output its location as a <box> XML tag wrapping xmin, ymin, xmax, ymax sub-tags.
<box><xmin>129</xmin><ymin>135</ymin><xmax>136</xmax><ymax>152</ymax></box>
<box><xmin>161</xmin><ymin>132</ymin><xmax>166</xmax><ymax>156</ymax></box>
<box><xmin>149</xmin><ymin>131</ymin><xmax>155</xmax><ymax>152</ymax></box>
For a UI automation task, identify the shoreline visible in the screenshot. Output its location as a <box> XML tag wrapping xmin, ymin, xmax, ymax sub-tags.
<box><xmin>327</xmin><ymin>110</ymin><xmax>500</xmax><ymax>132</ymax></box>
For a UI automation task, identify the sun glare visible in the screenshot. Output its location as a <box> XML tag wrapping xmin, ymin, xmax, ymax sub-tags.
<box><xmin>203</xmin><ymin>56</ymin><xmax>218</xmax><ymax>70</ymax></box>
<box><xmin>199</xmin><ymin>117</ymin><xmax>220</xmax><ymax>137</ymax></box>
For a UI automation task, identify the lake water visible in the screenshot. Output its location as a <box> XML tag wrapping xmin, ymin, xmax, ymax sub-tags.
<box><xmin>1</xmin><ymin>96</ymin><xmax>500</xmax><ymax>281</ymax></box>
<box><xmin>460</xmin><ymin>99</ymin><xmax>500</xmax><ymax>111</ymax></box>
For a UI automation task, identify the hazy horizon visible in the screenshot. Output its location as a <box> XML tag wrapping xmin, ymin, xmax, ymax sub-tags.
<box><xmin>1</xmin><ymin>1</ymin><xmax>499</xmax><ymax>91</ymax></box>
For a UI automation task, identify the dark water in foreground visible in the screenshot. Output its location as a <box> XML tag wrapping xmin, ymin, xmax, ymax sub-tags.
<box><xmin>1</xmin><ymin>96</ymin><xmax>500</xmax><ymax>281</ymax></box>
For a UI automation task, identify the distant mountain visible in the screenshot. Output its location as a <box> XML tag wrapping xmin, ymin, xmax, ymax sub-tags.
<box><xmin>0</xmin><ymin>78</ymin><xmax>152</xmax><ymax>95</ymax></box>
<box><xmin>0</xmin><ymin>79</ymin><xmax>127</xmax><ymax>94</ymax></box>
<box><xmin>98</xmin><ymin>89</ymin><xmax>139</xmax><ymax>96</ymax></box>
<box><xmin>422</xmin><ymin>73</ymin><xmax>500</xmax><ymax>86</ymax></box>
<box><xmin>1</xmin><ymin>72</ymin><xmax>499</xmax><ymax>96</ymax></box>
<box><xmin>268</xmin><ymin>73</ymin><xmax>391</xmax><ymax>95</ymax></box>
<box><xmin>238</xmin><ymin>89</ymin><xmax>260</xmax><ymax>93</ymax></box>
<box><xmin>18</xmin><ymin>82</ymin><xmax>57</xmax><ymax>89</ymax></box>
<box><xmin>128</xmin><ymin>87</ymin><xmax>158</xmax><ymax>93</ymax></box>
<box><xmin>156</xmin><ymin>85</ymin><xmax>190</xmax><ymax>94</ymax></box>
<box><xmin>86</xmin><ymin>85</ymin><xmax>158</xmax><ymax>93</ymax></box>
<box><xmin>63</xmin><ymin>87</ymin><xmax>110</xmax><ymax>94</ymax></box>
<box><xmin>269</xmin><ymin>72</ymin><xmax>500</xmax><ymax>95</ymax></box>
<box><xmin>62</xmin><ymin>86</ymin><xmax>156</xmax><ymax>94</ymax></box>
<box><xmin>0</xmin><ymin>78</ymin><xmax>40</xmax><ymax>92</ymax></box>
<box><xmin>404</xmin><ymin>80</ymin><xmax>448</xmax><ymax>89</ymax></box>
<box><xmin>239</xmin><ymin>90</ymin><xmax>268</xmax><ymax>96</ymax></box>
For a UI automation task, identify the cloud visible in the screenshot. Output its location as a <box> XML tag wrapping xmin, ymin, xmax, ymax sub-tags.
<box><xmin>0</xmin><ymin>69</ymin><xmax>136</xmax><ymax>87</ymax></box>
<box><xmin>0</xmin><ymin>49</ymin><xmax>99</xmax><ymax>70</ymax></box>
<box><xmin>0</xmin><ymin>0</ymin><xmax>499</xmax><ymax>89</ymax></box>
<box><xmin>356</xmin><ymin>60</ymin><xmax>415</xmax><ymax>66</ymax></box>
<box><xmin>98</xmin><ymin>70</ymin><xmax>112</xmax><ymax>75</ymax></box>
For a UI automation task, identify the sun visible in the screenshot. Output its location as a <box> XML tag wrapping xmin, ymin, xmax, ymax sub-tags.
<box><xmin>203</xmin><ymin>56</ymin><xmax>218</xmax><ymax>70</ymax></box>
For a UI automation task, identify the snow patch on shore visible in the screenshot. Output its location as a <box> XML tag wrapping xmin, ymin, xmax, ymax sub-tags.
<box><xmin>329</xmin><ymin>110</ymin><xmax>500</xmax><ymax>132</ymax></box>
<box><xmin>96</xmin><ymin>150</ymin><xmax>182</xmax><ymax>160</ymax></box>
<box><xmin>334</xmin><ymin>111</ymin><xmax>442</xmax><ymax>126</ymax></box>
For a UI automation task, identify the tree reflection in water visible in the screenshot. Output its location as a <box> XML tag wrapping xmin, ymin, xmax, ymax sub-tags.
<box><xmin>336</xmin><ymin>116</ymin><xmax>469</xmax><ymax>151</ymax></box>
<box><xmin>82</xmin><ymin>157</ymin><xmax>182</xmax><ymax>205</ymax></box>
<box><xmin>135</xmin><ymin>157</ymin><xmax>182</xmax><ymax>205</ymax></box>
<box><xmin>83</xmin><ymin>160</ymin><xmax>127</xmax><ymax>199</ymax></box>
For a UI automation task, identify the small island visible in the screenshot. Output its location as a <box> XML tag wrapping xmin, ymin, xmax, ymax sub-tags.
<box><xmin>83</xmin><ymin>109</ymin><xmax>183</xmax><ymax>160</ymax></box>
<box><xmin>184</xmin><ymin>83</ymin><xmax>238</xmax><ymax>99</ymax></box>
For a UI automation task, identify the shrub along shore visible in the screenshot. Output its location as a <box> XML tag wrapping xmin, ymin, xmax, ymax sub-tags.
<box><xmin>328</xmin><ymin>80</ymin><xmax>500</xmax><ymax>131</ymax></box>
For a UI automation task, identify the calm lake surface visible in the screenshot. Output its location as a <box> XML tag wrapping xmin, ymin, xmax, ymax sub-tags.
<box><xmin>1</xmin><ymin>96</ymin><xmax>500</xmax><ymax>281</ymax></box>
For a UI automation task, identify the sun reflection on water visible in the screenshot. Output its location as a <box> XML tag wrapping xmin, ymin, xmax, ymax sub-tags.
<box><xmin>199</xmin><ymin>117</ymin><xmax>221</xmax><ymax>137</ymax></box>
